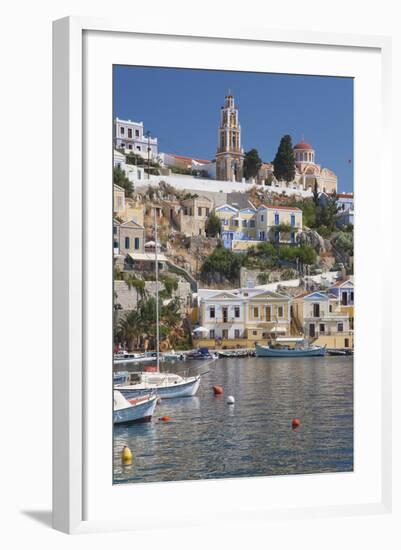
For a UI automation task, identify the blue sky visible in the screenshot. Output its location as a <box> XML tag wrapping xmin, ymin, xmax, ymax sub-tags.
<box><xmin>114</xmin><ymin>66</ymin><xmax>353</xmax><ymax>192</ymax></box>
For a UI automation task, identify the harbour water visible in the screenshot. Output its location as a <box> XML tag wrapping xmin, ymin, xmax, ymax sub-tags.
<box><xmin>113</xmin><ymin>356</ymin><xmax>353</xmax><ymax>483</ymax></box>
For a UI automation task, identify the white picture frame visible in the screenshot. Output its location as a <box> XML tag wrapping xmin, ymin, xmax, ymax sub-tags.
<box><xmin>52</xmin><ymin>16</ymin><xmax>392</xmax><ymax>534</ymax></box>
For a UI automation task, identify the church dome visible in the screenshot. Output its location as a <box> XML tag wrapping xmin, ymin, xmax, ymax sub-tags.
<box><xmin>294</xmin><ymin>140</ymin><xmax>313</xmax><ymax>150</ymax></box>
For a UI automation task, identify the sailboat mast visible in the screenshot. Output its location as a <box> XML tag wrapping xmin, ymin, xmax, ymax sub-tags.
<box><xmin>154</xmin><ymin>209</ymin><xmax>160</xmax><ymax>372</ymax></box>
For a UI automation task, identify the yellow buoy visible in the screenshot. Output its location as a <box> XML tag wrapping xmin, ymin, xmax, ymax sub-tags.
<box><xmin>122</xmin><ymin>445</ymin><xmax>132</xmax><ymax>465</ymax></box>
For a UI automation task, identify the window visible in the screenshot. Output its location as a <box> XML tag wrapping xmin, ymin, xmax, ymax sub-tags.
<box><xmin>113</xmin><ymin>226</ymin><xmax>117</xmax><ymax>235</ymax></box>
<box><xmin>234</xmin><ymin>306</ymin><xmax>240</xmax><ymax>318</ymax></box>
<box><xmin>274</xmin><ymin>231</ymin><xmax>279</xmax><ymax>243</ymax></box>
<box><xmin>259</xmin><ymin>231</ymin><xmax>265</xmax><ymax>240</ymax></box>
<box><xmin>319</xmin><ymin>323</ymin><xmax>325</xmax><ymax>333</ymax></box>
<box><xmin>234</xmin><ymin>329</ymin><xmax>240</xmax><ymax>339</ymax></box>
<box><xmin>350</xmin><ymin>291</ymin><xmax>354</xmax><ymax>302</ymax></box>
<box><xmin>189</xmin><ymin>208</ymin><xmax>193</xmax><ymax>216</ymax></box>
<box><xmin>134</xmin><ymin>237</ymin><xmax>140</xmax><ymax>250</ymax></box>
<box><xmin>136</xmin><ymin>146</ymin><xmax>141</xmax><ymax>151</ymax></box>
<box><xmin>210</xmin><ymin>329</ymin><xmax>215</xmax><ymax>339</ymax></box>
<box><xmin>210</xmin><ymin>307</ymin><xmax>215</xmax><ymax>319</ymax></box>
<box><xmin>128</xmin><ymin>128</ymin><xmax>132</xmax><ymax>138</ymax></box>
<box><xmin>242</xmin><ymin>220</ymin><xmax>247</xmax><ymax>227</ymax></box>
<box><xmin>198</xmin><ymin>207</ymin><xmax>202</xmax><ymax>216</ymax></box>
<box><xmin>120</xmin><ymin>126</ymin><xmax>125</xmax><ymax>135</ymax></box>
<box><xmin>253</xmin><ymin>307</ymin><xmax>259</xmax><ymax>318</ymax></box>
<box><xmin>184</xmin><ymin>208</ymin><xmax>188</xmax><ymax>215</ymax></box>
<box><xmin>224</xmin><ymin>219</ymin><xmax>229</xmax><ymax>226</ymax></box>
<box><xmin>313</xmin><ymin>303</ymin><xmax>320</xmax><ymax>317</ymax></box>
<box><xmin>222</xmin><ymin>307</ymin><xmax>228</xmax><ymax>323</ymax></box>
<box><xmin>222</xmin><ymin>329</ymin><xmax>228</xmax><ymax>339</ymax></box>
<box><xmin>291</xmin><ymin>232</ymin><xmax>295</xmax><ymax>244</ymax></box>
<box><xmin>125</xmin><ymin>237</ymin><xmax>130</xmax><ymax>249</ymax></box>
<box><xmin>275</xmin><ymin>213</ymin><xmax>280</xmax><ymax>225</ymax></box>
<box><xmin>344</xmin><ymin>338</ymin><xmax>350</xmax><ymax>348</ymax></box>
<box><xmin>128</xmin><ymin>144</ymin><xmax>132</xmax><ymax>150</ymax></box>
<box><xmin>252</xmin><ymin>330</ymin><xmax>257</xmax><ymax>336</ymax></box>
<box><xmin>249</xmin><ymin>220</ymin><xmax>255</xmax><ymax>228</ymax></box>
<box><xmin>135</xmin><ymin>129</ymin><xmax>140</xmax><ymax>137</ymax></box>
<box><xmin>337</xmin><ymin>322</ymin><xmax>344</xmax><ymax>332</ymax></box>
<box><xmin>265</xmin><ymin>306</ymin><xmax>271</xmax><ymax>321</ymax></box>
<box><xmin>277</xmin><ymin>306</ymin><xmax>284</xmax><ymax>318</ymax></box>
<box><xmin>329</xmin><ymin>305</ymin><xmax>333</xmax><ymax>312</ymax></box>
<box><xmin>114</xmin><ymin>240</ymin><xmax>118</xmax><ymax>249</ymax></box>
<box><xmin>291</xmin><ymin>214</ymin><xmax>295</xmax><ymax>226</ymax></box>
<box><xmin>260</xmin><ymin>214</ymin><xmax>264</xmax><ymax>222</ymax></box>
<box><xmin>205</xmin><ymin>208</ymin><xmax>209</xmax><ymax>216</ymax></box>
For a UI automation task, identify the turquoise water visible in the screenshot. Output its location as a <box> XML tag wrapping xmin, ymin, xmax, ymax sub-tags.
<box><xmin>113</xmin><ymin>356</ymin><xmax>353</xmax><ymax>483</ymax></box>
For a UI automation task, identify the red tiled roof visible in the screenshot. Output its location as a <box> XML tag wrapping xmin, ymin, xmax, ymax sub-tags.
<box><xmin>169</xmin><ymin>153</ymin><xmax>211</xmax><ymax>164</ymax></box>
<box><xmin>262</xmin><ymin>204</ymin><xmax>302</xmax><ymax>211</ymax></box>
<box><xmin>331</xmin><ymin>277</ymin><xmax>352</xmax><ymax>287</ymax></box>
<box><xmin>294</xmin><ymin>140</ymin><xmax>313</xmax><ymax>150</ymax></box>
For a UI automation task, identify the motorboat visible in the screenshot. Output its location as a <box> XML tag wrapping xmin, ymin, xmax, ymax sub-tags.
<box><xmin>113</xmin><ymin>390</ymin><xmax>158</xmax><ymax>424</ymax></box>
<box><xmin>186</xmin><ymin>347</ymin><xmax>217</xmax><ymax>360</ymax></box>
<box><xmin>113</xmin><ymin>351</ymin><xmax>157</xmax><ymax>365</ymax></box>
<box><xmin>162</xmin><ymin>351</ymin><xmax>185</xmax><ymax>362</ymax></box>
<box><xmin>115</xmin><ymin>371</ymin><xmax>201</xmax><ymax>399</ymax></box>
<box><xmin>255</xmin><ymin>338</ymin><xmax>326</xmax><ymax>358</ymax></box>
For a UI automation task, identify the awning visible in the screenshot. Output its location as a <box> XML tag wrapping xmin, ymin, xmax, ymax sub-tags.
<box><xmin>270</xmin><ymin>327</ymin><xmax>287</xmax><ymax>333</ymax></box>
<box><xmin>193</xmin><ymin>326</ymin><xmax>210</xmax><ymax>334</ymax></box>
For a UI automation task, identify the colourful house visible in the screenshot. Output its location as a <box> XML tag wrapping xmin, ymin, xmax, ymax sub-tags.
<box><xmin>292</xmin><ymin>290</ymin><xmax>353</xmax><ymax>349</ymax></box>
<box><xmin>256</xmin><ymin>205</ymin><xmax>303</xmax><ymax>244</ymax></box>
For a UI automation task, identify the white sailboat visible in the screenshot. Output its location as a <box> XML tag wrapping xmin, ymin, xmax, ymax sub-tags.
<box><xmin>114</xmin><ymin>210</ymin><xmax>201</xmax><ymax>399</ymax></box>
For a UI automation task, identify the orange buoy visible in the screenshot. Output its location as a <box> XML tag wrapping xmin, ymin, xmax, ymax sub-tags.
<box><xmin>213</xmin><ymin>385</ymin><xmax>224</xmax><ymax>395</ymax></box>
<box><xmin>291</xmin><ymin>418</ymin><xmax>301</xmax><ymax>429</ymax></box>
<box><xmin>159</xmin><ymin>416</ymin><xmax>171</xmax><ymax>422</ymax></box>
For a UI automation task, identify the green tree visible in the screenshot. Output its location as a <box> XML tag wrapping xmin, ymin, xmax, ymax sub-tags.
<box><xmin>205</xmin><ymin>212</ymin><xmax>221</xmax><ymax>237</ymax></box>
<box><xmin>201</xmin><ymin>245</ymin><xmax>242</xmax><ymax>284</ymax></box>
<box><xmin>113</xmin><ymin>166</ymin><xmax>134</xmax><ymax>197</ymax></box>
<box><xmin>273</xmin><ymin>135</ymin><xmax>296</xmax><ymax>183</ymax></box>
<box><xmin>243</xmin><ymin>149</ymin><xmax>262</xmax><ymax>180</ymax></box>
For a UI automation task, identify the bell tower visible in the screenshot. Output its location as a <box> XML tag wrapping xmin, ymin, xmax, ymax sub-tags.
<box><xmin>216</xmin><ymin>93</ymin><xmax>244</xmax><ymax>182</ymax></box>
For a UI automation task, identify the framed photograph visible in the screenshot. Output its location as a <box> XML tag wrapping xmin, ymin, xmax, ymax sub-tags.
<box><xmin>53</xmin><ymin>17</ymin><xmax>392</xmax><ymax>534</ymax></box>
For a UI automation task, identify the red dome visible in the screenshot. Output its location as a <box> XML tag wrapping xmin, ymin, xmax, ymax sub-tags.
<box><xmin>294</xmin><ymin>140</ymin><xmax>313</xmax><ymax>150</ymax></box>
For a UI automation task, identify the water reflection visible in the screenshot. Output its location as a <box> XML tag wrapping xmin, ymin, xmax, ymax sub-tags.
<box><xmin>113</xmin><ymin>356</ymin><xmax>353</xmax><ymax>483</ymax></box>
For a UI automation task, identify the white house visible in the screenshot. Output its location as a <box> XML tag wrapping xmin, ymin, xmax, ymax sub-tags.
<box><xmin>113</xmin><ymin>149</ymin><xmax>145</xmax><ymax>183</ymax></box>
<box><xmin>114</xmin><ymin>117</ymin><xmax>158</xmax><ymax>159</ymax></box>
<box><xmin>199</xmin><ymin>291</ymin><xmax>247</xmax><ymax>340</ymax></box>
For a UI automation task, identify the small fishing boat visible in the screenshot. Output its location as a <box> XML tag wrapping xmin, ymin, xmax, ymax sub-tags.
<box><xmin>217</xmin><ymin>349</ymin><xmax>251</xmax><ymax>358</ymax></box>
<box><xmin>186</xmin><ymin>347</ymin><xmax>217</xmax><ymax>360</ymax></box>
<box><xmin>113</xmin><ymin>351</ymin><xmax>157</xmax><ymax>365</ymax></box>
<box><xmin>115</xmin><ymin>371</ymin><xmax>201</xmax><ymax>399</ymax></box>
<box><xmin>326</xmin><ymin>348</ymin><xmax>353</xmax><ymax>356</ymax></box>
<box><xmin>113</xmin><ymin>390</ymin><xmax>158</xmax><ymax>424</ymax></box>
<box><xmin>162</xmin><ymin>351</ymin><xmax>185</xmax><ymax>362</ymax></box>
<box><xmin>256</xmin><ymin>338</ymin><xmax>326</xmax><ymax>358</ymax></box>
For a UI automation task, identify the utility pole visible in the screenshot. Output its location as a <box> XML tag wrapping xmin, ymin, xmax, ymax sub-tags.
<box><xmin>145</xmin><ymin>130</ymin><xmax>151</xmax><ymax>179</ymax></box>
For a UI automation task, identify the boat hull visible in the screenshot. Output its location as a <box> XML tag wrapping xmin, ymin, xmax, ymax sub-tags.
<box><xmin>113</xmin><ymin>395</ymin><xmax>158</xmax><ymax>424</ymax></box>
<box><xmin>117</xmin><ymin>376</ymin><xmax>201</xmax><ymax>399</ymax></box>
<box><xmin>255</xmin><ymin>344</ymin><xmax>326</xmax><ymax>357</ymax></box>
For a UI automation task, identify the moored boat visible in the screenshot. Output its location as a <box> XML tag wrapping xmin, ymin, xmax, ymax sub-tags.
<box><xmin>113</xmin><ymin>390</ymin><xmax>158</xmax><ymax>424</ymax></box>
<box><xmin>255</xmin><ymin>339</ymin><xmax>326</xmax><ymax>358</ymax></box>
<box><xmin>115</xmin><ymin>371</ymin><xmax>201</xmax><ymax>399</ymax></box>
<box><xmin>114</xmin><ymin>351</ymin><xmax>157</xmax><ymax>365</ymax></box>
<box><xmin>186</xmin><ymin>347</ymin><xmax>217</xmax><ymax>360</ymax></box>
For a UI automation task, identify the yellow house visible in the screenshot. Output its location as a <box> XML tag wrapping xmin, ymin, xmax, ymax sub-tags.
<box><xmin>256</xmin><ymin>204</ymin><xmax>302</xmax><ymax>244</ymax></box>
<box><xmin>292</xmin><ymin>290</ymin><xmax>353</xmax><ymax>349</ymax></box>
<box><xmin>245</xmin><ymin>290</ymin><xmax>291</xmax><ymax>341</ymax></box>
<box><xmin>196</xmin><ymin>289</ymin><xmax>291</xmax><ymax>349</ymax></box>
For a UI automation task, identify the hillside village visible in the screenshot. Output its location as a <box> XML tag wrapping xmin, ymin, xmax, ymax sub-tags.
<box><xmin>113</xmin><ymin>93</ymin><xmax>354</xmax><ymax>353</ymax></box>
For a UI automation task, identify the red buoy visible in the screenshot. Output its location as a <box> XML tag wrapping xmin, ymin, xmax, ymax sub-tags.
<box><xmin>291</xmin><ymin>418</ymin><xmax>301</xmax><ymax>429</ymax></box>
<box><xmin>213</xmin><ymin>385</ymin><xmax>224</xmax><ymax>395</ymax></box>
<box><xmin>159</xmin><ymin>416</ymin><xmax>171</xmax><ymax>422</ymax></box>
